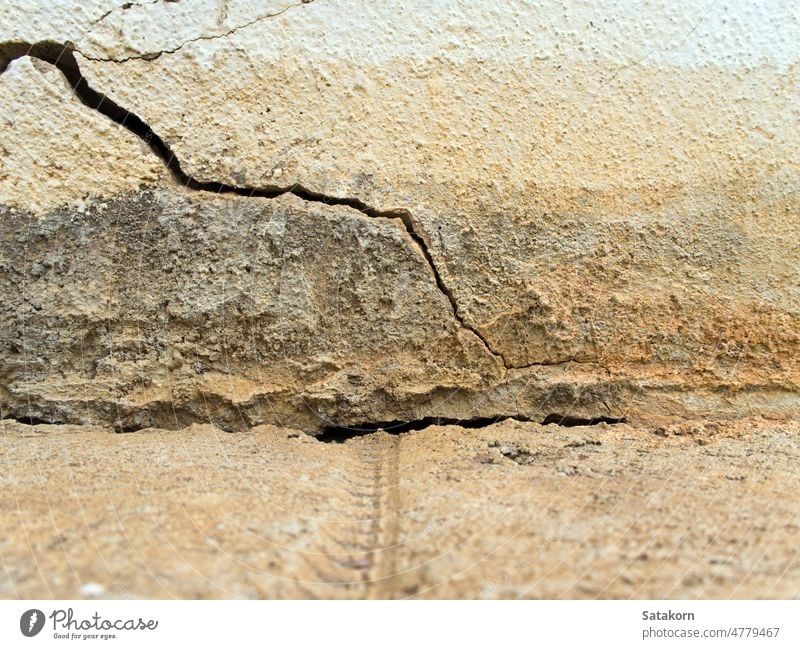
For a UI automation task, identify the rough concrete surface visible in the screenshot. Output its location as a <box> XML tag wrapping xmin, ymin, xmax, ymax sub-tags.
<box><xmin>2</xmin><ymin>417</ymin><xmax>798</xmax><ymax>599</ymax></box>
<box><xmin>1</xmin><ymin>0</ymin><xmax>799</xmax><ymax>431</ymax></box>
<box><xmin>0</xmin><ymin>0</ymin><xmax>798</xmax><ymax>598</ymax></box>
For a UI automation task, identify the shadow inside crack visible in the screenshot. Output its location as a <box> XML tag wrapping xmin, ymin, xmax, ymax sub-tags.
<box><xmin>317</xmin><ymin>413</ymin><xmax>626</xmax><ymax>443</ymax></box>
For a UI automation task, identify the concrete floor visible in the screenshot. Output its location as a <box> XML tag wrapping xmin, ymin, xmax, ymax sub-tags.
<box><xmin>1</xmin><ymin>417</ymin><xmax>798</xmax><ymax>599</ymax></box>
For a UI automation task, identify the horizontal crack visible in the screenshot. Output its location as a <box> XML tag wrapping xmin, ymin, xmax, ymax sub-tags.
<box><xmin>317</xmin><ymin>415</ymin><xmax>529</xmax><ymax>442</ymax></box>
<box><xmin>1</xmin><ymin>414</ymin><xmax>65</xmax><ymax>427</ymax></box>
<box><xmin>318</xmin><ymin>413</ymin><xmax>626</xmax><ymax>442</ymax></box>
<box><xmin>0</xmin><ymin>414</ymin><xmax>627</xmax><ymax>439</ymax></box>
<box><xmin>0</xmin><ymin>39</ymin><xmax>512</xmax><ymax>371</ymax></box>
<box><xmin>89</xmin><ymin>1</ymin><xmax>311</xmax><ymax>62</ymax></box>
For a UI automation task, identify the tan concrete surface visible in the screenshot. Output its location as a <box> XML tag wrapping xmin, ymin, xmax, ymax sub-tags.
<box><xmin>1</xmin><ymin>1</ymin><xmax>798</xmax><ymax>602</ymax></box>
<box><xmin>2</xmin><ymin>417</ymin><xmax>798</xmax><ymax>599</ymax></box>
<box><xmin>1</xmin><ymin>2</ymin><xmax>799</xmax><ymax>432</ymax></box>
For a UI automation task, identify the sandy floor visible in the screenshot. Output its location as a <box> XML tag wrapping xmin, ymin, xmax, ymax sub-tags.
<box><xmin>1</xmin><ymin>417</ymin><xmax>798</xmax><ymax>599</ymax></box>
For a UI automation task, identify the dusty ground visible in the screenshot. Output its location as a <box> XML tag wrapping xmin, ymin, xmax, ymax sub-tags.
<box><xmin>2</xmin><ymin>2</ymin><xmax>797</xmax><ymax>603</ymax></box>
<box><xmin>1</xmin><ymin>416</ymin><xmax>797</xmax><ymax>599</ymax></box>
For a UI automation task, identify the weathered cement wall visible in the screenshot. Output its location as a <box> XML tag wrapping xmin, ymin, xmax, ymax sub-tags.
<box><xmin>1</xmin><ymin>1</ymin><xmax>798</xmax><ymax>432</ymax></box>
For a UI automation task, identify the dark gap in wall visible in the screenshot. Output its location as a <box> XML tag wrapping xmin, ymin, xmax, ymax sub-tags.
<box><xmin>316</xmin><ymin>416</ymin><xmax>528</xmax><ymax>443</ymax></box>
<box><xmin>0</xmin><ymin>412</ymin><xmax>625</xmax><ymax>437</ymax></box>
<box><xmin>541</xmin><ymin>413</ymin><xmax>626</xmax><ymax>427</ymax></box>
<box><xmin>317</xmin><ymin>413</ymin><xmax>626</xmax><ymax>442</ymax></box>
<box><xmin>5</xmin><ymin>415</ymin><xmax>65</xmax><ymax>427</ymax></box>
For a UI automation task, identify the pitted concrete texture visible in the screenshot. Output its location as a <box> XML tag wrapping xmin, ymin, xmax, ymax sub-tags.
<box><xmin>1</xmin><ymin>1</ymin><xmax>799</xmax><ymax>431</ymax></box>
<box><xmin>0</xmin><ymin>0</ymin><xmax>799</xmax><ymax>601</ymax></box>
<box><xmin>1</xmin><ymin>418</ymin><xmax>798</xmax><ymax>599</ymax></box>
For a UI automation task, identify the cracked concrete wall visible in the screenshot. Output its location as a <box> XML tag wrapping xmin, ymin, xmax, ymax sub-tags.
<box><xmin>1</xmin><ymin>1</ymin><xmax>799</xmax><ymax>432</ymax></box>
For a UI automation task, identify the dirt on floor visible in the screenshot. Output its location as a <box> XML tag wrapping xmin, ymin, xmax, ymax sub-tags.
<box><xmin>1</xmin><ymin>416</ymin><xmax>798</xmax><ymax>599</ymax></box>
